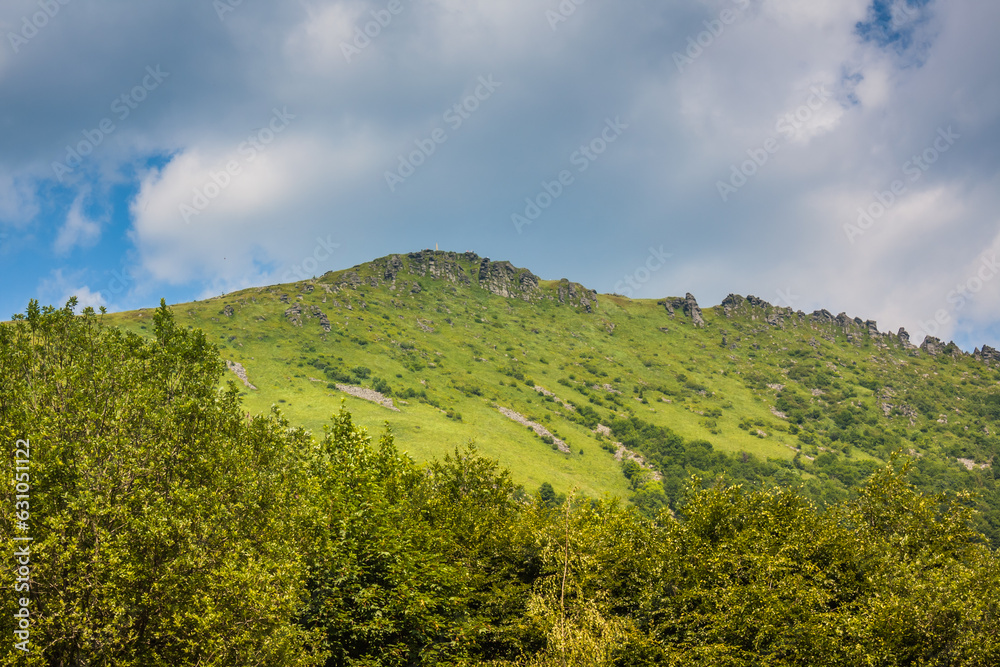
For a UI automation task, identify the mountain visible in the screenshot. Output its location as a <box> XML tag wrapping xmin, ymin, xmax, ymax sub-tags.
<box><xmin>105</xmin><ymin>250</ymin><xmax>1000</xmax><ymax>540</ymax></box>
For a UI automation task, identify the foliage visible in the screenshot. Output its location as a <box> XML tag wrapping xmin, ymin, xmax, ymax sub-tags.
<box><xmin>0</xmin><ymin>300</ymin><xmax>323</xmax><ymax>666</ymax></box>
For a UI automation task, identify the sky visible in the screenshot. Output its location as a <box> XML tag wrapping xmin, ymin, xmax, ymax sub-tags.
<box><xmin>1</xmin><ymin>0</ymin><xmax>998</xmax><ymax>351</ymax></box>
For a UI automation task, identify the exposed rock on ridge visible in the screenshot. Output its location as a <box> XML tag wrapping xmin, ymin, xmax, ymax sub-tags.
<box><xmin>714</xmin><ymin>293</ymin><xmax>1000</xmax><ymax>367</ymax></box>
<box><xmin>974</xmin><ymin>345</ymin><xmax>1000</xmax><ymax>367</ymax></box>
<box><xmin>715</xmin><ymin>294</ymin><xmax>924</xmax><ymax>350</ymax></box>
<box><xmin>327</xmin><ymin>250</ymin><xmax>597</xmax><ymax>309</ymax></box>
<box><xmin>478</xmin><ymin>258</ymin><xmax>539</xmax><ymax>300</ymax></box>
<box><xmin>659</xmin><ymin>293</ymin><xmax>704</xmax><ymax>327</ymax></box>
<box><xmin>556</xmin><ymin>279</ymin><xmax>598</xmax><ymax>312</ymax></box>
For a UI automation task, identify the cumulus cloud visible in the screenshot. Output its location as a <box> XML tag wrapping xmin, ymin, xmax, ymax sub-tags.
<box><xmin>128</xmin><ymin>123</ymin><xmax>386</xmax><ymax>287</ymax></box>
<box><xmin>54</xmin><ymin>190</ymin><xmax>102</xmax><ymax>255</ymax></box>
<box><xmin>0</xmin><ymin>171</ymin><xmax>38</xmax><ymax>227</ymax></box>
<box><xmin>37</xmin><ymin>269</ymin><xmax>107</xmax><ymax>313</ymax></box>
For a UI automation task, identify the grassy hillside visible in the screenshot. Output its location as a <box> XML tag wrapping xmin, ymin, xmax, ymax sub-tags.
<box><xmin>105</xmin><ymin>250</ymin><xmax>1000</xmax><ymax>537</ymax></box>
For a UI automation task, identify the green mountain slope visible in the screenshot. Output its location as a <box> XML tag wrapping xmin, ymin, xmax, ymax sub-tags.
<box><xmin>105</xmin><ymin>250</ymin><xmax>1000</xmax><ymax>538</ymax></box>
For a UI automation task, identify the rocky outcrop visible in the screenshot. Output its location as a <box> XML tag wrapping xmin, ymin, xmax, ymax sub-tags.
<box><xmin>408</xmin><ymin>250</ymin><xmax>474</xmax><ymax>286</ymax></box>
<box><xmin>719</xmin><ymin>294</ymin><xmax>798</xmax><ymax>328</ymax></box>
<box><xmin>720</xmin><ymin>293</ymin><xmax>772</xmax><ymax>316</ymax></box>
<box><xmin>920</xmin><ymin>336</ymin><xmax>946</xmax><ymax>356</ymax></box>
<box><xmin>660</xmin><ymin>293</ymin><xmax>704</xmax><ymax>327</ymax></box>
<box><xmin>897</xmin><ymin>328</ymin><xmax>914</xmax><ymax>349</ymax></box>
<box><xmin>478</xmin><ymin>258</ymin><xmax>541</xmax><ymax>301</ymax></box>
<box><xmin>330</xmin><ymin>250</ymin><xmax>597</xmax><ymax>310</ymax></box>
<box><xmin>310</xmin><ymin>305</ymin><xmax>331</xmax><ymax>332</ymax></box>
<box><xmin>384</xmin><ymin>254</ymin><xmax>404</xmax><ymax>281</ymax></box>
<box><xmin>809</xmin><ymin>309</ymin><xmax>836</xmax><ymax>324</ymax></box>
<box><xmin>918</xmin><ymin>337</ymin><xmax>964</xmax><ymax>358</ymax></box>
<box><xmin>688</xmin><ymin>294</ymin><xmax>706</xmax><ymax>327</ymax></box>
<box><xmin>337</xmin><ymin>270</ymin><xmax>362</xmax><ymax>289</ymax></box>
<box><xmin>556</xmin><ymin>279</ymin><xmax>598</xmax><ymax>312</ymax></box>
<box><xmin>974</xmin><ymin>345</ymin><xmax>1000</xmax><ymax>367</ymax></box>
<box><xmin>718</xmin><ymin>295</ymin><xmax>919</xmax><ymax>348</ymax></box>
<box><xmin>286</xmin><ymin>304</ymin><xmax>331</xmax><ymax>331</ymax></box>
<box><xmin>660</xmin><ymin>297</ymin><xmax>682</xmax><ymax>316</ymax></box>
<box><xmin>719</xmin><ymin>293</ymin><xmax>744</xmax><ymax>315</ymax></box>
<box><xmin>222</xmin><ymin>305</ymin><xmax>234</xmax><ymax>317</ymax></box>
<box><xmin>284</xmin><ymin>303</ymin><xmax>302</xmax><ymax>326</ymax></box>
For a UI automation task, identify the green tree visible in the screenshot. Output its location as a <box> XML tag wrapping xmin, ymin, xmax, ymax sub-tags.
<box><xmin>538</xmin><ymin>482</ymin><xmax>558</xmax><ymax>508</ymax></box>
<box><xmin>0</xmin><ymin>300</ymin><xmax>323</xmax><ymax>666</ymax></box>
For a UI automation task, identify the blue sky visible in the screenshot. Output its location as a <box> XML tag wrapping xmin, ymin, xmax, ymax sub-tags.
<box><xmin>1</xmin><ymin>0</ymin><xmax>998</xmax><ymax>351</ymax></box>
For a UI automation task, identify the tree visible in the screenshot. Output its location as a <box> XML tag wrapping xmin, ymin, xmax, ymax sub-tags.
<box><xmin>0</xmin><ymin>300</ymin><xmax>323</xmax><ymax>666</ymax></box>
<box><xmin>538</xmin><ymin>482</ymin><xmax>558</xmax><ymax>508</ymax></box>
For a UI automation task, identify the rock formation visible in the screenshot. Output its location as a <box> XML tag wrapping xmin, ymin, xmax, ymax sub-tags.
<box><xmin>974</xmin><ymin>345</ymin><xmax>1000</xmax><ymax>367</ymax></box>
<box><xmin>478</xmin><ymin>258</ymin><xmax>540</xmax><ymax>300</ymax></box>
<box><xmin>556</xmin><ymin>279</ymin><xmax>598</xmax><ymax>312</ymax></box>
<box><xmin>920</xmin><ymin>336</ymin><xmax>946</xmax><ymax>356</ymax></box>
<box><xmin>659</xmin><ymin>293</ymin><xmax>704</xmax><ymax>327</ymax></box>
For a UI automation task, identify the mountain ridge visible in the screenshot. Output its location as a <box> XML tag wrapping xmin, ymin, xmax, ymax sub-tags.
<box><xmin>103</xmin><ymin>248</ymin><xmax>1000</xmax><ymax>541</ymax></box>
<box><xmin>308</xmin><ymin>249</ymin><xmax>999</xmax><ymax>363</ymax></box>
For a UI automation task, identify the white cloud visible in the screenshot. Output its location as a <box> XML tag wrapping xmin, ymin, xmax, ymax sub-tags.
<box><xmin>759</xmin><ymin>0</ymin><xmax>870</xmax><ymax>30</ymax></box>
<box><xmin>854</xmin><ymin>61</ymin><xmax>893</xmax><ymax>110</ymax></box>
<box><xmin>37</xmin><ymin>269</ymin><xmax>108</xmax><ymax>313</ymax></box>
<box><xmin>0</xmin><ymin>171</ymin><xmax>38</xmax><ymax>227</ymax></box>
<box><xmin>69</xmin><ymin>285</ymin><xmax>109</xmax><ymax>313</ymax></box>
<box><xmin>128</xmin><ymin>128</ymin><xmax>385</xmax><ymax>286</ymax></box>
<box><xmin>54</xmin><ymin>190</ymin><xmax>103</xmax><ymax>255</ymax></box>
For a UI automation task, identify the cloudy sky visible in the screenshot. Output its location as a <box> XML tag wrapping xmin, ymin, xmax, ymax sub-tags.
<box><xmin>1</xmin><ymin>0</ymin><xmax>998</xmax><ymax>350</ymax></box>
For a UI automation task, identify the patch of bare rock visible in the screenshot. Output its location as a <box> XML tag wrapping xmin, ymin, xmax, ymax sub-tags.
<box><xmin>334</xmin><ymin>384</ymin><xmax>399</xmax><ymax>411</ymax></box>
<box><xmin>225</xmin><ymin>360</ymin><xmax>257</xmax><ymax>390</ymax></box>
<box><xmin>497</xmin><ymin>406</ymin><xmax>570</xmax><ymax>453</ymax></box>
